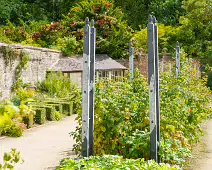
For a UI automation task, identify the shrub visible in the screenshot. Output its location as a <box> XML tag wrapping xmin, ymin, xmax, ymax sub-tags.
<box><xmin>45</xmin><ymin>106</ymin><xmax>56</xmax><ymax>121</ymax></box>
<box><xmin>37</xmin><ymin>72</ymin><xmax>78</xmax><ymax>98</ymax></box>
<box><xmin>56</xmin><ymin>155</ymin><xmax>180</xmax><ymax>170</ymax></box>
<box><xmin>72</xmin><ymin>72</ymin><xmax>150</xmax><ymax>158</ymax></box>
<box><xmin>1</xmin><ymin>0</ymin><xmax>133</xmax><ymax>59</ymax></box>
<box><xmin>2</xmin><ymin>121</ymin><xmax>26</xmax><ymax>137</ymax></box>
<box><xmin>0</xmin><ymin>149</ymin><xmax>23</xmax><ymax>170</ymax></box>
<box><xmin>34</xmin><ymin>108</ymin><xmax>46</xmax><ymax>125</ymax></box>
<box><xmin>54</xmin><ymin>111</ymin><xmax>62</xmax><ymax>121</ymax></box>
<box><xmin>71</xmin><ymin>57</ymin><xmax>212</xmax><ymax>166</ymax></box>
<box><xmin>19</xmin><ymin>103</ymin><xmax>35</xmax><ymax>129</ymax></box>
<box><xmin>12</xmin><ymin>88</ymin><xmax>35</xmax><ymax>106</ymax></box>
<box><xmin>61</xmin><ymin>102</ymin><xmax>73</xmax><ymax>116</ymax></box>
<box><xmin>0</xmin><ymin>100</ymin><xmax>26</xmax><ymax>137</ymax></box>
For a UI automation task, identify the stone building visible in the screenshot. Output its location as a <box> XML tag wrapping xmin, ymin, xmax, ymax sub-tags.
<box><xmin>48</xmin><ymin>54</ymin><xmax>127</xmax><ymax>87</ymax></box>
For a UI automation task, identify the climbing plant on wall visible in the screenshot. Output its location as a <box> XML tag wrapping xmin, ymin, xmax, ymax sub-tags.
<box><xmin>12</xmin><ymin>50</ymin><xmax>30</xmax><ymax>91</ymax></box>
<box><xmin>0</xmin><ymin>46</ymin><xmax>30</xmax><ymax>91</ymax></box>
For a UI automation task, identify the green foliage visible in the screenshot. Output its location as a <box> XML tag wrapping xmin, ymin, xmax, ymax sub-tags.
<box><xmin>34</xmin><ymin>108</ymin><xmax>46</xmax><ymax>125</ymax></box>
<box><xmin>0</xmin><ymin>0</ymin><xmax>132</xmax><ymax>59</ymax></box>
<box><xmin>56</xmin><ymin>155</ymin><xmax>180</xmax><ymax>170</ymax></box>
<box><xmin>132</xmin><ymin>24</ymin><xmax>176</xmax><ymax>54</ymax></box>
<box><xmin>12</xmin><ymin>51</ymin><xmax>30</xmax><ymax>91</ymax></box>
<box><xmin>159</xmin><ymin>139</ymin><xmax>191</xmax><ymax>166</ymax></box>
<box><xmin>0</xmin><ymin>46</ymin><xmax>30</xmax><ymax>91</ymax></box>
<box><xmin>53</xmin><ymin>36</ymin><xmax>81</xmax><ymax>55</ymax></box>
<box><xmin>0</xmin><ymin>149</ymin><xmax>23</xmax><ymax>170</ymax></box>
<box><xmin>54</xmin><ymin>111</ymin><xmax>62</xmax><ymax>121</ymax></box>
<box><xmin>207</xmin><ymin>70</ymin><xmax>212</xmax><ymax>90</ymax></box>
<box><xmin>0</xmin><ymin>0</ymin><xmax>24</xmax><ymax>25</ymax></box>
<box><xmin>72</xmin><ymin>72</ymin><xmax>150</xmax><ymax>158</ymax></box>
<box><xmin>19</xmin><ymin>101</ymin><xmax>35</xmax><ymax>128</ymax></box>
<box><xmin>149</xmin><ymin>0</ymin><xmax>184</xmax><ymax>25</ymax></box>
<box><xmin>0</xmin><ymin>46</ymin><xmax>20</xmax><ymax>67</ymax></box>
<box><xmin>62</xmin><ymin>0</ymin><xmax>133</xmax><ymax>58</ymax></box>
<box><xmin>176</xmin><ymin>0</ymin><xmax>212</xmax><ymax>64</ymax></box>
<box><xmin>37</xmin><ymin>72</ymin><xmax>78</xmax><ymax>98</ymax></box>
<box><xmin>61</xmin><ymin>102</ymin><xmax>73</xmax><ymax>116</ymax></box>
<box><xmin>2</xmin><ymin>121</ymin><xmax>26</xmax><ymax>137</ymax></box>
<box><xmin>114</xmin><ymin>0</ymin><xmax>184</xmax><ymax>29</ymax></box>
<box><xmin>0</xmin><ymin>0</ymin><xmax>80</xmax><ymax>25</ymax></box>
<box><xmin>45</xmin><ymin>106</ymin><xmax>56</xmax><ymax>121</ymax></box>
<box><xmin>71</xmin><ymin>57</ymin><xmax>212</xmax><ymax>166</ymax></box>
<box><xmin>12</xmin><ymin>89</ymin><xmax>35</xmax><ymax>106</ymax></box>
<box><xmin>0</xmin><ymin>100</ymin><xmax>26</xmax><ymax>137</ymax></box>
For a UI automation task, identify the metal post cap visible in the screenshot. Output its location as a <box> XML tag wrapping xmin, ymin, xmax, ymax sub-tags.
<box><xmin>176</xmin><ymin>41</ymin><xmax>180</xmax><ymax>46</ymax></box>
<box><xmin>91</xmin><ymin>19</ymin><xmax>94</xmax><ymax>27</ymax></box>
<box><xmin>85</xmin><ymin>17</ymin><xmax>89</xmax><ymax>24</ymax></box>
<box><xmin>149</xmin><ymin>15</ymin><xmax>153</xmax><ymax>23</ymax></box>
<box><xmin>153</xmin><ymin>17</ymin><xmax>157</xmax><ymax>24</ymax></box>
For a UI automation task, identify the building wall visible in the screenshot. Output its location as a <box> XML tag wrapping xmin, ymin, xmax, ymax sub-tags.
<box><xmin>69</xmin><ymin>72</ymin><xmax>82</xmax><ymax>87</ymax></box>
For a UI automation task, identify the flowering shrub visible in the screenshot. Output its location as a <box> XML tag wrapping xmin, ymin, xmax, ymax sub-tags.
<box><xmin>2</xmin><ymin>0</ymin><xmax>132</xmax><ymax>58</ymax></box>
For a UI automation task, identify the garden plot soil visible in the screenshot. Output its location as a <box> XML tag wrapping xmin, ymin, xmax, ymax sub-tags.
<box><xmin>0</xmin><ymin>114</ymin><xmax>78</xmax><ymax>170</ymax></box>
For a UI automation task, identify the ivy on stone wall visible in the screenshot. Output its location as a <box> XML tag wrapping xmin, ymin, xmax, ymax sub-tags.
<box><xmin>0</xmin><ymin>46</ymin><xmax>20</xmax><ymax>67</ymax></box>
<box><xmin>0</xmin><ymin>46</ymin><xmax>30</xmax><ymax>91</ymax></box>
<box><xmin>12</xmin><ymin>51</ymin><xmax>30</xmax><ymax>91</ymax></box>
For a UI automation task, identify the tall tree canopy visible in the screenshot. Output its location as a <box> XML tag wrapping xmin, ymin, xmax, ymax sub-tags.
<box><xmin>114</xmin><ymin>0</ymin><xmax>184</xmax><ymax>29</ymax></box>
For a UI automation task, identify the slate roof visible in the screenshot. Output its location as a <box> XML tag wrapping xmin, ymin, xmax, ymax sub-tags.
<box><xmin>49</xmin><ymin>54</ymin><xmax>126</xmax><ymax>72</ymax></box>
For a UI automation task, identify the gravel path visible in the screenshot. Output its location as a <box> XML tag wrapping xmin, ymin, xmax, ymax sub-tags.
<box><xmin>186</xmin><ymin>120</ymin><xmax>212</xmax><ymax>169</ymax></box>
<box><xmin>0</xmin><ymin>115</ymin><xmax>78</xmax><ymax>170</ymax></box>
<box><xmin>186</xmin><ymin>100</ymin><xmax>212</xmax><ymax>169</ymax></box>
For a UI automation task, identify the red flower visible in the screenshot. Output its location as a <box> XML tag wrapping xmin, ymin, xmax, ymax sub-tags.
<box><xmin>42</xmin><ymin>26</ymin><xmax>48</xmax><ymax>30</ymax></box>
<box><xmin>105</xmin><ymin>3</ymin><xmax>111</xmax><ymax>8</ymax></box>
<box><xmin>93</xmin><ymin>5</ymin><xmax>97</xmax><ymax>9</ymax></box>
<box><xmin>53</xmin><ymin>22</ymin><xmax>60</xmax><ymax>26</ymax></box>
<box><xmin>4</xmin><ymin>29</ymin><xmax>10</xmax><ymax>35</ymax></box>
<box><xmin>32</xmin><ymin>32</ymin><xmax>41</xmax><ymax>39</ymax></box>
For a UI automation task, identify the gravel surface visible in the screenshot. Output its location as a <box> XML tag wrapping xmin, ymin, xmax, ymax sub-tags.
<box><xmin>186</xmin><ymin>119</ymin><xmax>212</xmax><ymax>169</ymax></box>
<box><xmin>0</xmin><ymin>115</ymin><xmax>78</xmax><ymax>170</ymax></box>
<box><xmin>186</xmin><ymin>100</ymin><xmax>212</xmax><ymax>169</ymax></box>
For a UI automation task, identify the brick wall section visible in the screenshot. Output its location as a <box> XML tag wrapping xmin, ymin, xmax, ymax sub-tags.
<box><xmin>116</xmin><ymin>53</ymin><xmax>174</xmax><ymax>78</ymax></box>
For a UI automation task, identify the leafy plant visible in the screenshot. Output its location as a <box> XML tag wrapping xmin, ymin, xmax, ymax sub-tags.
<box><xmin>72</xmin><ymin>71</ymin><xmax>150</xmax><ymax>158</ymax></box>
<box><xmin>12</xmin><ymin>51</ymin><xmax>30</xmax><ymax>91</ymax></box>
<box><xmin>19</xmin><ymin>101</ymin><xmax>35</xmax><ymax>128</ymax></box>
<box><xmin>56</xmin><ymin>155</ymin><xmax>180</xmax><ymax>170</ymax></box>
<box><xmin>0</xmin><ymin>101</ymin><xmax>25</xmax><ymax>137</ymax></box>
<box><xmin>0</xmin><ymin>149</ymin><xmax>23</xmax><ymax>170</ymax></box>
<box><xmin>12</xmin><ymin>88</ymin><xmax>35</xmax><ymax>106</ymax></box>
<box><xmin>54</xmin><ymin>111</ymin><xmax>62</xmax><ymax>121</ymax></box>
<box><xmin>2</xmin><ymin>121</ymin><xmax>26</xmax><ymax>137</ymax></box>
<box><xmin>34</xmin><ymin>108</ymin><xmax>46</xmax><ymax>125</ymax></box>
<box><xmin>37</xmin><ymin>72</ymin><xmax>78</xmax><ymax>98</ymax></box>
<box><xmin>71</xmin><ymin>56</ymin><xmax>212</xmax><ymax>166</ymax></box>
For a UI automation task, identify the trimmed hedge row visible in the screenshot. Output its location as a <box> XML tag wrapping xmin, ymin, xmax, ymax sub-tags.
<box><xmin>29</xmin><ymin>98</ymin><xmax>75</xmax><ymax>125</ymax></box>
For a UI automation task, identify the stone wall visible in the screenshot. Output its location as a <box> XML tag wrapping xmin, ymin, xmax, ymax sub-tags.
<box><xmin>0</xmin><ymin>43</ymin><xmax>62</xmax><ymax>100</ymax></box>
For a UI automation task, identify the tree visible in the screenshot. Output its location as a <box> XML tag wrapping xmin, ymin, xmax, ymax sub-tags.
<box><xmin>0</xmin><ymin>0</ymin><xmax>24</xmax><ymax>25</ymax></box>
<box><xmin>114</xmin><ymin>0</ymin><xmax>184</xmax><ymax>29</ymax></box>
<box><xmin>177</xmin><ymin>0</ymin><xmax>212</xmax><ymax>64</ymax></box>
<box><xmin>64</xmin><ymin>0</ymin><xmax>133</xmax><ymax>58</ymax></box>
